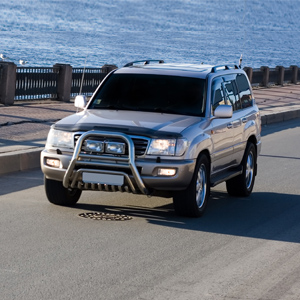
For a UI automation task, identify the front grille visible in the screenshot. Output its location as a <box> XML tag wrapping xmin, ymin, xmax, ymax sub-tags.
<box><xmin>131</xmin><ymin>138</ymin><xmax>149</xmax><ymax>156</ymax></box>
<box><xmin>74</xmin><ymin>134</ymin><xmax>149</xmax><ymax>156</ymax></box>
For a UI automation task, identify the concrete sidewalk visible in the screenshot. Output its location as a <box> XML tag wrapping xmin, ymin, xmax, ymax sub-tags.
<box><xmin>1</xmin><ymin>84</ymin><xmax>300</xmax><ymax>176</ymax></box>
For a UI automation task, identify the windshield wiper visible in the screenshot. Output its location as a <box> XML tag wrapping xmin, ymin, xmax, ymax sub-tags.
<box><xmin>93</xmin><ymin>104</ymin><xmax>124</xmax><ymax>110</ymax></box>
<box><xmin>153</xmin><ymin>107</ymin><xmax>164</xmax><ymax>113</ymax></box>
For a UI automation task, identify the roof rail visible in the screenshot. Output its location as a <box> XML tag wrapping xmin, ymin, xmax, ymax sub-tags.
<box><xmin>123</xmin><ymin>60</ymin><xmax>164</xmax><ymax>67</ymax></box>
<box><xmin>211</xmin><ymin>64</ymin><xmax>239</xmax><ymax>73</ymax></box>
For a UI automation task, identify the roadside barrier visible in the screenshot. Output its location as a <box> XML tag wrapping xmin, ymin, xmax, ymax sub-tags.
<box><xmin>0</xmin><ymin>63</ymin><xmax>117</xmax><ymax>105</ymax></box>
<box><xmin>244</xmin><ymin>65</ymin><xmax>299</xmax><ymax>87</ymax></box>
<box><xmin>0</xmin><ymin>62</ymin><xmax>298</xmax><ymax>105</ymax></box>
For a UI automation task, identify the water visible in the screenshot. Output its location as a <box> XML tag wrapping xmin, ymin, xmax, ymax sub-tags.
<box><xmin>1</xmin><ymin>0</ymin><xmax>300</xmax><ymax>68</ymax></box>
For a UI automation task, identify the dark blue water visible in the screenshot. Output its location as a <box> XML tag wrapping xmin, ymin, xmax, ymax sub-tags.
<box><xmin>1</xmin><ymin>0</ymin><xmax>299</xmax><ymax>68</ymax></box>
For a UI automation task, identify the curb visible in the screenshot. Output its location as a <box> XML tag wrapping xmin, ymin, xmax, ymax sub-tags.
<box><xmin>0</xmin><ymin>110</ymin><xmax>300</xmax><ymax>177</ymax></box>
<box><xmin>0</xmin><ymin>148</ymin><xmax>42</xmax><ymax>176</ymax></box>
<box><xmin>261</xmin><ymin>108</ymin><xmax>300</xmax><ymax>125</ymax></box>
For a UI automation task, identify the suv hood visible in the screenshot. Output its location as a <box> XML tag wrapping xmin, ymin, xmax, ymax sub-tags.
<box><xmin>53</xmin><ymin>109</ymin><xmax>201</xmax><ymax>138</ymax></box>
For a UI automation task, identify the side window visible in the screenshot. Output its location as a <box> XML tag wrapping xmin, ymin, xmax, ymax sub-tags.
<box><xmin>236</xmin><ymin>74</ymin><xmax>253</xmax><ymax>108</ymax></box>
<box><xmin>222</xmin><ymin>80</ymin><xmax>240</xmax><ymax>111</ymax></box>
<box><xmin>211</xmin><ymin>78</ymin><xmax>226</xmax><ymax>112</ymax></box>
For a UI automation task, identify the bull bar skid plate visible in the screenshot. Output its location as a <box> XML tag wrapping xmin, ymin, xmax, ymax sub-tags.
<box><xmin>62</xmin><ymin>130</ymin><xmax>149</xmax><ymax>195</ymax></box>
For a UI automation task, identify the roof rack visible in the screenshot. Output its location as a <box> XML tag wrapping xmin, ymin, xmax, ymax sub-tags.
<box><xmin>211</xmin><ymin>64</ymin><xmax>239</xmax><ymax>73</ymax></box>
<box><xmin>123</xmin><ymin>60</ymin><xmax>164</xmax><ymax>67</ymax></box>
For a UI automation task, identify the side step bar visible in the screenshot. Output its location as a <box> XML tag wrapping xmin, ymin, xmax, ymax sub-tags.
<box><xmin>210</xmin><ymin>166</ymin><xmax>243</xmax><ymax>187</ymax></box>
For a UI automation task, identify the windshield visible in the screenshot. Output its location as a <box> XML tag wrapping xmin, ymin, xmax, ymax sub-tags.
<box><xmin>89</xmin><ymin>73</ymin><xmax>206</xmax><ymax>117</ymax></box>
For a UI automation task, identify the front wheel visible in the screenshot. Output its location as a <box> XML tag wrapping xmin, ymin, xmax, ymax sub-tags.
<box><xmin>44</xmin><ymin>177</ymin><xmax>82</xmax><ymax>206</ymax></box>
<box><xmin>173</xmin><ymin>154</ymin><xmax>210</xmax><ymax>217</ymax></box>
<box><xmin>226</xmin><ymin>142</ymin><xmax>257</xmax><ymax>197</ymax></box>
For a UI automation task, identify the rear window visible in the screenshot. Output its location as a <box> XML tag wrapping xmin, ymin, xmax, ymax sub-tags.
<box><xmin>89</xmin><ymin>74</ymin><xmax>206</xmax><ymax>117</ymax></box>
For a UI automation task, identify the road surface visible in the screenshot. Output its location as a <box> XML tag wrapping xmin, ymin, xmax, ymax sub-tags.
<box><xmin>1</xmin><ymin>119</ymin><xmax>300</xmax><ymax>300</ymax></box>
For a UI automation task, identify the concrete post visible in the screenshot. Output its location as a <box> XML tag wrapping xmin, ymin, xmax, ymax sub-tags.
<box><xmin>54</xmin><ymin>64</ymin><xmax>72</xmax><ymax>102</ymax></box>
<box><xmin>290</xmin><ymin>65</ymin><xmax>298</xmax><ymax>84</ymax></box>
<box><xmin>276</xmin><ymin>66</ymin><xmax>284</xmax><ymax>86</ymax></box>
<box><xmin>101</xmin><ymin>64</ymin><xmax>118</xmax><ymax>74</ymax></box>
<box><xmin>0</xmin><ymin>62</ymin><xmax>17</xmax><ymax>105</ymax></box>
<box><xmin>261</xmin><ymin>66</ymin><xmax>270</xmax><ymax>87</ymax></box>
<box><xmin>243</xmin><ymin>67</ymin><xmax>253</xmax><ymax>84</ymax></box>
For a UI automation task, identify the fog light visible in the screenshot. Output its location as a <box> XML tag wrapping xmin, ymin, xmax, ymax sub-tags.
<box><xmin>158</xmin><ymin>168</ymin><xmax>176</xmax><ymax>176</ymax></box>
<box><xmin>105</xmin><ymin>142</ymin><xmax>125</xmax><ymax>154</ymax></box>
<box><xmin>46</xmin><ymin>158</ymin><xmax>61</xmax><ymax>168</ymax></box>
<box><xmin>84</xmin><ymin>140</ymin><xmax>104</xmax><ymax>153</ymax></box>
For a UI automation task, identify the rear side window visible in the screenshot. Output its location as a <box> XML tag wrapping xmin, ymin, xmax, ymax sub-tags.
<box><xmin>236</xmin><ymin>74</ymin><xmax>253</xmax><ymax>108</ymax></box>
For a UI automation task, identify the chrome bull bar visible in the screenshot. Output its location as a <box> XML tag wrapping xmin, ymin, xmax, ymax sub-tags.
<box><xmin>62</xmin><ymin>131</ymin><xmax>149</xmax><ymax>195</ymax></box>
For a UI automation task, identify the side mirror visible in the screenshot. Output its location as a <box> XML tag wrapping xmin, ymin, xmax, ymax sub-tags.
<box><xmin>74</xmin><ymin>95</ymin><xmax>87</xmax><ymax>109</ymax></box>
<box><xmin>214</xmin><ymin>105</ymin><xmax>233</xmax><ymax>118</ymax></box>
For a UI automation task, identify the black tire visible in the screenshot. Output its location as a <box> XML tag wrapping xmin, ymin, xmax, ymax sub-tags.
<box><xmin>173</xmin><ymin>154</ymin><xmax>210</xmax><ymax>217</ymax></box>
<box><xmin>44</xmin><ymin>177</ymin><xmax>82</xmax><ymax>206</ymax></box>
<box><xmin>226</xmin><ymin>142</ymin><xmax>257</xmax><ymax>197</ymax></box>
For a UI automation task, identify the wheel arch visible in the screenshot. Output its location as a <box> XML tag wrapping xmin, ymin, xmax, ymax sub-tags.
<box><xmin>196</xmin><ymin>149</ymin><xmax>211</xmax><ymax>178</ymax></box>
<box><xmin>198</xmin><ymin>149</ymin><xmax>211</xmax><ymax>164</ymax></box>
<box><xmin>246</xmin><ymin>135</ymin><xmax>258</xmax><ymax>176</ymax></box>
<box><xmin>187</xmin><ymin>132</ymin><xmax>212</xmax><ymax>160</ymax></box>
<box><xmin>247</xmin><ymin>134</ymin><xmax>258</xmax><ymax>153</ymax></box>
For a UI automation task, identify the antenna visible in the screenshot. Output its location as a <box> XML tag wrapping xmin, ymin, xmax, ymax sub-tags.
<box><xmin>239</xmin><ymin>54</ymin><xmax>243</xmax><ymax>69</ymax></box>
<box><xmin>76</xmin><ymin>57</ymin><xmax>88</xmax><ymax>113</ymax></box>
<box><xmin>239</xmin><ymin>0</ymin><xmax>246</xmax><ymax>70</ymax></box>
<box><xmin>79</xmin><ymin>57</ymin><xmax>87</xmax><ymax>95</ymax></box>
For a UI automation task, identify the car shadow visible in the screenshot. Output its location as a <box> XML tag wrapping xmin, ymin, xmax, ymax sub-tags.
<box><xmin>2</xmin><ymin>169</ymin><xmax>299</xmax><ymax>244</ymax></box>
<box><xmin>74</xmin><ymin>190</ymin><xmax>300</xmax><ymax>244</ymax></box>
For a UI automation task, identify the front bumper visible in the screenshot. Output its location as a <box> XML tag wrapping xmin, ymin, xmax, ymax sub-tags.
<box><xmin>41</xmin><ymin>131</ymin><xmax>195</xmax><ymax>195</ymax></box>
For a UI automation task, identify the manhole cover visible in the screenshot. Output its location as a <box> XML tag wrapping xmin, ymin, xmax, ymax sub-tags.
<box><xmin>79</xmin><ymin>212</ymin><xmax>132</xmax><ymax>221</ymax></box>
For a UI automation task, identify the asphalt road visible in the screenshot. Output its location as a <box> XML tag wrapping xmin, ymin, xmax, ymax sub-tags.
<box><xmin>1</xmin><ymin>119</ymin><xmax>300</xmax><ymax>300</ymax></box>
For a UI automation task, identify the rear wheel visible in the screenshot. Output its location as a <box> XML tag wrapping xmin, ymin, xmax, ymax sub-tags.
<box><xmin>173</xmin><ymin>154</ymin><xmax>210</xmax><ymax>217</ymax></box>
<box><xmin>226</xmin><ymin>142</ymin><xmax>257</xmax><ymax>197</ymax></box>
<box><xmin>44</xmin><ymin>177</ymin><xmax>82</xmax><ymax>206</ymax></box>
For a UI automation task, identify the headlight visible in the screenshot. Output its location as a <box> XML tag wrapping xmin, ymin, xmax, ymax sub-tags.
<box><xmin>175</xmin><ymin>138</ymin><xmax>188</xmax><ymax>156</ymax></box>
<box><xmin>147</xmin><ymin>138</ymin><xmax>188</xmax><ymax>156</ymax></box>
<box><xmin>46</xmin><ymin>128</ymin><xmax>73</xmax><ymax>149</ymax></box>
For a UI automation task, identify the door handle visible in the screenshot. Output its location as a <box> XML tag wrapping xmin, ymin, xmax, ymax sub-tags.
<box><xmin>233</xmin><ymin>120</ymin><xmax>242</xmax><ymax>127</ymax></box>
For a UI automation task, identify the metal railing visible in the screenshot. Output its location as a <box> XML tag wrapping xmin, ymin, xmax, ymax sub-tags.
<box><xmin>15</xmin><ymin>67</ymin><xmax>59</xmax><ymax>100</ymax></box>
<box><xmin>71</xmin><ymin>68</ymin><xmax>107</xmax><ymax>97</ymax></box>
<box><xmin>14</xmin><ymin>66</ymin><xmax>110</xmax><ymax>101</ymax></box>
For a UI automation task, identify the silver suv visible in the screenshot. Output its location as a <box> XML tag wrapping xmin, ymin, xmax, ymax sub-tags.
<box><xmin>41</xmin><ymin>60</ymin><xmax>261</xmax><ymax>217</ymax></box>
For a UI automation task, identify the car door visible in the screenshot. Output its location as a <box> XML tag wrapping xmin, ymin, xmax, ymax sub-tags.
<box><xmin>231</xmin><ymin>73</ymin><xmax>256</xmax><ymax>164</ymax></box>
<box><xmin>222</xmin><ymin>77</ymin><xmax>244</xmax><ymax>167</ymax></box>
<box><xmin>210</xmin><ymin>76</ymin><xmax>234</xmax><ymax>174</ymax></box>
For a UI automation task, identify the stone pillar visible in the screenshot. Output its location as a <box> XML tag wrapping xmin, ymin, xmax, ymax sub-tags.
<box><xmin>261</xmin><ymin>66</ymin><xmax>270</xmax><ymax>87</ymax></box>
<box><xmin>0</xmin><ymin>62</ymin><xmax>17</xmax><ymax>105</ymax></box>
<box><xmin>54</xmin><ymin>64</ymin><xmax>72</xmax><ymax>102</ymax></box>
<box><xmin>101</xmin><ymin>64</ymin><xmax>118</xmax><ymax>74</ymax></box>
<box><xmin>276</xmin><ymin>66</ymin><xmax>285</xmax><ymax>86</ymax></box>
<box><xmin>243</xmin><ymin>67</ymin><xmax>253</xmax><ymax>84</ymax></box>
<box><xmin>290</xmin><ymin>65</ymin><xmax>298</xmax><ymax>84</ymax></box>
